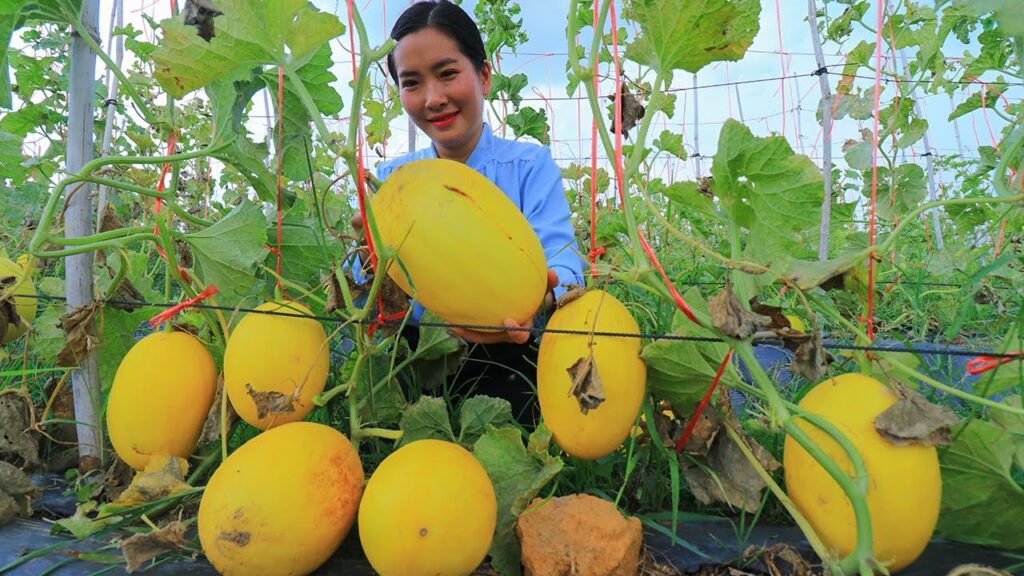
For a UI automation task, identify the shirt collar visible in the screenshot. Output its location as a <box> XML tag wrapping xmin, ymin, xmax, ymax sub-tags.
<box><xmin>427</xmin><ymin>122</ymin><xmax>493</xmax><ymax>166</ymax></box>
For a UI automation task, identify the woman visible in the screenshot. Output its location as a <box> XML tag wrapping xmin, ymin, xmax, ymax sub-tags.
<box><xmin>363</xmin><ymin>0</ymin><xmax>584</xmax><ymax>422</ymax></box>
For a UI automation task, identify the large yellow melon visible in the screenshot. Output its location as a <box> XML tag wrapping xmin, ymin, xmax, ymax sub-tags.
<box><xmin>0</xmin><ymin>256</ymin><xmax>37</xmax><ymax>343</ymax></box>
<box><xmin>107</xmin><ymin>331</ymin><xmax>218</xmax><ymax>470</ymax></box>
<box><xmin>358</xmin><ymin>439</ymin><xmax>496</xmax><ymax>576</ymax></box>
<box><xmin>371</xmin><ymin>158</ymin><xmax>548</xmax><ymax>330</ymax></box>
<box><xmin>537</xmin><ymin>290</ymin><xmax>646</xmax><ymax>460</ymax></box>
<box><xmin>199</xmin><ymin>422</ymin><xmax>364</xmax><ymax>576</ymax></box>
<box><xmin>784</xmin><ymin>373</ymin><xmax>941</xmax><ymax>572</ymax></box>
<box><xmin>223</xmin><ymin>301</ymin><xmax>329</xmax><ymax>430</ymax></box>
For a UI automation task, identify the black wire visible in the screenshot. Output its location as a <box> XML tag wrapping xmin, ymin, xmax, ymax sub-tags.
<box><xmin>17</xmin><ymin>293</ymin><xmax>1021</xmax><ymax>359</ymax></box>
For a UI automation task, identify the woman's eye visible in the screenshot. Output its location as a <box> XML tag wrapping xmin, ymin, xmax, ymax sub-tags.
<box><xmin>440</xmin><ymin>69</ymin><xmax>457</xmax><ymax>79</ymax></box>
<box><xmin>401</xmin><ymin>80</ymin><xmax>418</xmax><ymax>89</ymax></box>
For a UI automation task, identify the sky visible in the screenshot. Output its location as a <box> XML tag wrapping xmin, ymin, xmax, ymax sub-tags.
<box><xmin>51</xmin><ymin>1</ymin><xmax>1016</xmax><ymax>202</ymax></box>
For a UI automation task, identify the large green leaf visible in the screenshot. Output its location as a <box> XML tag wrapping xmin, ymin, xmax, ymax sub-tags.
<box><xmin>473</xmin><ymin>425</ymin><xmax>563</xmax><ymax>576</ymax></box>
<box><xmin>458</xmin><ymin>395</ymin><xmax>513</xmax><ymax>447</ymax></box>
<box><xmin>260</xmin><ymin>44</ymin><xmax>342</xmax><ymax>182</ymax></box>
<box><xmin>624</xmin><ymin>0</ymin><xmax>760</xmax><ymax>74</ymax></box>
<box><xmin>936</xmin><ymin>418</ymin><xmax>1024</xmax><ymax>549</ymax></box>
<box><xmin>152</xmin><ymin>0</ymin><xmax>344</xmax><ymax>99</ymax></box>
<box><xmin>397</xmin><ymin>396</ymin><xmax>455</xmax><ymax>447</ymax></box>
<box><xmin>984</xmin><ymin>326</ymin><xmax>1023</xmax><ymax>397</ymax></box>
<box><xmin>862</xmin><ymin>164</ymin><xmax>927</xmax><ymax>222</ymax></box>
<box><xmin>185</xmin><ymin>200</ymin><xmax>268</xmax><ymax>303</ymax></box>
<box><xmin>711</xmin><ymin>119</ymin><xmax>823</xmax><ymax>276</ymax></box>
<box><xmin>958</xmin><ymin>0</ymin><xmax>1024</xmax><ymax>37</ymax></box>
<box><xmin>267</xmin><ymin>200</ymin><xmax>342</xmax><ymax>290</ymax></box>
<box><xmin>642</xmin><ymin>287</ymin><xmax>740</xmax><ymax>413</ymax></box>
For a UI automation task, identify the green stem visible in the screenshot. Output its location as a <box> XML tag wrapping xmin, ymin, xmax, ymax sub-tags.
<box><xmin>354</xmin><ymin>427</ymin><xmax>403</xmax><ymax>441</ymax></box>
<box><xmin>880</xmin><ymin>355</ymin><xmax>1024</xmax><ymax>415</ymax></box>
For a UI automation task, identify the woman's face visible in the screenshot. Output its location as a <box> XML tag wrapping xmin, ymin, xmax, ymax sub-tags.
<box><xmin>392</xmin><ymin>27</ymin><xmax>491</xmax><ymax>163</ymax></box>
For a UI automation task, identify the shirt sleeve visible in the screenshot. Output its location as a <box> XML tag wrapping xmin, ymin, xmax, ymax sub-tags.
<box><xmin>520</xmin><ymin>146</ymin><xmax>585</xmax><ymax>302</ymax></box>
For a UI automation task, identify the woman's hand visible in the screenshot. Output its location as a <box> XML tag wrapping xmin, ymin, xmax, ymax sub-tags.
<box><xmin>450</xmin><ymin>269</ymin><xmax>559</xmax><ymax>345</ymax></box>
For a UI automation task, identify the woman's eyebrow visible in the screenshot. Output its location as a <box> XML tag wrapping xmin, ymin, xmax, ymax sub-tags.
<box><xmin>398</xmin><ymin>57</ymin><xmax>459</xmax><ymax>80</ymax></box>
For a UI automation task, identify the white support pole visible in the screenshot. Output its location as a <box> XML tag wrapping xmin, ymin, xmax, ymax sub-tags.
<box><xmin>808</xmin><ymin>0</ymin><xmax>833</xmax><ymax>261</ymax></box>
<box><xmin>948</xmin><ymin>93</ymin><xmax>965</xmax><ymax>157</ymax></box>
<box><xmin>66</xmin><ymin>0</ymin><xmax>103</xmax><ymax>470</ymax></box>
<box><xmin>96</xmin><ymin>0</ymin><xmax>123</xmax><ymax>222</ymax></box>
<box><xmin>692</xmin><ymin>73</ymin><xmax>702</xmax><ymax>178</ymax></box>
<box><xmin>734</xmin><ymin>82</ymin><xmax>746</xmax><ymax>123</ymax></box>
<box><xmin>898</xmin><ymin>48</ymin><xmax>945</xmax><ymax>250</ymax></box>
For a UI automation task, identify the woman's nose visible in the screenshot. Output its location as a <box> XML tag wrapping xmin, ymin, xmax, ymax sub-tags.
<box><xmin>425</xmin><ymin>82</ymin><xmax>447</xmax><ymax>110</ymax></box>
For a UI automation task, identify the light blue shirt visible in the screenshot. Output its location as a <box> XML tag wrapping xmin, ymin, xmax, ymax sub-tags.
<box><xmin>355</xmin><ymin>123</ymin><xmax>585</xmax><ymax>324</ymax></box>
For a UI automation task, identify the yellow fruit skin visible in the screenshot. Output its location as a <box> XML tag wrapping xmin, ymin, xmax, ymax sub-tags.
<box><xmin>199</xmin><ymin>422</ymin><xmax>363</xmax><ymax>576</ymax></box>
<box><xmin>0</xmin><ymin>256</ymin><xmax>37</xmax><ymax>343</ymax></box>
<box><xmin>358</xmin><ymin>439</ymin><xmax>496</xmax><ymax>576</ymax></box>
<box><xmin>783</xmin><ymin>374</ymin><xmax>941</xmax><ymax>572</ymax></box>
<box><xmin>107</xmin><ymin>331</ymin><xmax>218</xmax><ymax>470</ymax></box>
<box><xmin>223</xmin><ymin>301</ymin><xmax>328</xmax><ymax>430</ymax></box>
<box><xmin>538</xmin><ymin>290</ymin><xmax>646</xmax><ymax>460</ymax></box>
<box><xmin>371</xmin><ymin>158</ymin><xmax>547</xmax><ymax>330</ymax></box>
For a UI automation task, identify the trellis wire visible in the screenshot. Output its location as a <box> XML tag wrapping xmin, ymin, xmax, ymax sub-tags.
<box><xmin>15</xmin><ymin>294</ymin><xmax>1021</xmax><ymax>361</ymax></box>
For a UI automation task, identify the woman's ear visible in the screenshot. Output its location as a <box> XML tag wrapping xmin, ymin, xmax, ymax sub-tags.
<box><xmin>480</xmin><ymin>60</ymin><xmax>492</xmax><ymax>96</ymax></box>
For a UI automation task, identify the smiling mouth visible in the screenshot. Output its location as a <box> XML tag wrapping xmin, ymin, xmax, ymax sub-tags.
<box><xmin>428</xmin><ymin>111</ymin><xmax>458</xmax><ymax>128</ymax></box>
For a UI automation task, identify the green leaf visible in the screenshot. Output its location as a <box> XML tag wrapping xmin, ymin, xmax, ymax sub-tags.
<box><xmin>642</xmin><ymin>287</ymin><xmax>740</xmax><ymax>413</ymax></box>
<box><xmin>624</xmin><ymin>0</ymin><xmax>760</xmax><ymax>74</ymax></box>
<box><xmin>506</xmin><ymin>106</ymin><xmax>549</xmax><ymax>144</ymax></box>
<box><xmin>407</xmin><ymin>311</ymin><xmax>467</xmax><ymax>391</ymax></box>
<box><xmin>843</xmin><ymin>140</ymin><xmax>875</xmax><ymax>171</ymax></box>
<box><xmin>649</xmin><ymin>179</ymin><xmax>717</xmax><ymax>221</ymax></box>
<box><xmin>185</xmin><ymin>200</ymin><xmax>268</xmax><ymax>303</ymax></box>
<box><xmin>152</xmin><ymin>0</ymin><xmax>344</xmax><ymax>98</ymax></box>
<box><xmin>260</xmin><ymin>44</ymin><xmax>342</xmax><ymax>182</ymax></box>
<box><xmin>398</xmin><ymin>396</ymin><xmax>455</xmax><ymax>447</ymax></box>
<box><xmin>653</xmin><ymin>130</ymin><xmax>685</xmax><ymax>160</ymax></box>
<box><xmin>268</xmin><ymin>200</ymin><xmax>342</xmax><ymax>290</ymax></box>
<box><xmin>985</xmin><ymin>327</ymin><xmax>1023</xmax><ymax>397</ymax></box>
<box><xmin>357</xmin><ymin>353</ymin><xmax>408</xmax><ymax>425</ymax></box>
<box><xmin>895</xmin><ymin>117</ymin><xmax>928</xmax><ymax>149</ymax></box>
<box><xmin>489</xmin><ymin>72</ymin><xmax>529</xmax><ymax>107</ymax></box>
<box><xmin>473</xmin><ymin>425</ymin><xmax>563</xmax><ymax>576</ymax></box>
<box><xmin>0</xmin><ymin>0</ymin><xmax>75</xmax><ymax>108</ymax></box>
<box><xmin>936</xmin><ymin>418</ymin><xmax>1024</xmax><ymax>549</ymax></box>
<box><xmin>458</xmin><ymin>395</ymin><xmax>513</xmax><ymax>446</ymax></box>
<box><xmin>711</xmin><ymin>119</ymin><xmax>823</xmax><ymax>276</ymax></box>
<box><xmin>0</xmin><ymin>131</ymin><xmax>22</xmax><ymax>181</ymax></box>
<box><xmin>948</xmin><ymin>85</ymin><xmax>1002</xmax><ymax>121</ymax></box>
<box><xmin>862</xmin><ymin>164</ymin><xmax>927</xmax><ymax>222</ymax></box>
<box><xmin>958</xmin><ymin>0</ymin><xmax>1024</xmax><ymax>37</ymax></box>
<box><xmin>97</xmin><ymin>307</ymin><xmax>152</xmax><ymax>393</ymax></box>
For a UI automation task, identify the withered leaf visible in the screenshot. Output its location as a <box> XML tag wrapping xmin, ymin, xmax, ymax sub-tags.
<box><xmin>119</xmin><ymin>521</ymin><xmax>188</xmax><ymax>573</ymax></box>
<box><xmin>103</xmin><ymin>457</ymin><xmax>135</xmax><ymax>503</ymax></box>
<box><xmin>0</xmin><ymin>460</ymin><xmax>39</xmax><ymax>526</ymax></box>
<box><xmin>199</xmin><ymin>375</ymin><xmax>236</xmax><ymax>445</ymax></box>
<box><xmin>677</xmin><ymin>408</ymin><xmax>722</xmax><ymax>457</ymax></box>
<box><xmin>742</xmin><ymin>543</ymin><xmax>814</xmax><ymax>576</ymax></box>
<box><xmin>0</xmin><ymin>275</ymin><xmax>23</xmax><ymax>338</ymax></box>
<box><xmin>109</xmin><ymin>456</ymin><xmax>190</xmax><ymax>508</ymax></box>
<box><xmin>945</xmin><ymin>564</ymin><xmax>1014</xmax><ymax>576</ymax></box>
<box><xmin>56</xmin><ymin>301</ymin><xmax>102</xmax><ymax>367</ymax></box>
<box><xmin>324</xmin><ymin>269</ymin><xmax>345</xmax><ymax>315</ymax></box>
<box><xmin>98</xmin><ymin>204</ymin><xmax>125</xmax><ymax>233</ymax></box>
<box><xmin>607</xmin><ymin>83</ymin><xmax>645</xmax><ymax>138</ymax></box>
<box><xmin>555</xmin><ymin>285</ymin><xmax>587</xmax><ymax>308</ymax></box>
<box><xmin>873</xmin><ymin>385</ymin><xmax>960</xmax><ymax>446</ymax></box>
<box><xmin>708</xmin><ymin>285</ymin><xmax>771</xmax><ymax>339</ymax></box>
<box><xmin>566</xmin><ymin>352</ymin><xmax>605</xmax><ymax>414</ymax></box>
<box><xmin>789</xmin><ymin>331</ymin><xmax>831</xmax><ymax>383</ymax></box>
<box><xmin>182</xmin><ymin>0</ymin><xmax>223</xmax><ymax>42</ymax></box>
<box><xmin>0</xmin><ymin>392</ymin><xmax>40</xmax><ymax>470</ymax></box>
<box><xmin>245</xmin><ymin>383</ymin><xmax>297</xmax><ymax>419</ymax></box>
<box><xmin>110</xmin><ymin>278</ymin><xmax>146</xmax><ymax>312</ymax></box>
<box><xmin>343</xmin><ymin>270</ymin><xmax>368</xmax><ymax>306</ymax></box>
<box><xmin>680</xmin><ymin>415</ymin><xmax>779</xmax><ymax>513</ymax></box>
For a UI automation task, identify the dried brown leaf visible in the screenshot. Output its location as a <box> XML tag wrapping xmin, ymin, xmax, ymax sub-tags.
<box><xmin>946</xmin><ymin>564</ymin><xmax>1014</xmax><ymax>576</ymax></box>
<box><xmin>110</xmin><ymin>456</ymin><xmax>190</xmax><ymax>508</ymax></box>
<box><xmin>677</xmin><ymin>408</ymin><xmax>722</xmax><ymax>457</ymax></box>
<box><xmin>0</xmin><ymin>275</ymin><xmax>23</xmax><ymax>338</ymax></box>
<box><xmin>874</xmin><ymin>385</ymin><xmax>960</xmax><ymax>446</ymax></box>
<box><xmin>245</xmin><ymin>383</ymin><xmax>298</xmax><ymax>419</ymax></box>
<box><xmin>103</xmin><ymin>457</ymin><xmax>135</xmax><ymax>503</ymax></box>
<box><xmin>324</xmin><ymin>269</ymin><xmax>345</xmax><ymax>315</ymax></box>
<box><xmin>182</xmin><ymin>0</ymin><xmax>223</xmax><ymax>41</ymax></box>
<box><xmin>555</xmin><ymin>285</ymin><xmax>587</xmax><ymax>308</ymax></box>
<box><xmin>607</xmin><ymin>83</ymin><xmax>645</xmax><ymax>138</ymax></box>
<box><xmin>680</xmin><ymin>415</ymin><xmax>779</xmax><ymax>513</ymax></box>
<box><xmin>110</xmin><ymin>278</ymin><xmax>146</xmax><ymax>312</ymax></box>
<box><xmin>566</xmin><ymin>352</ymin><xmax>605</xmax><ymax>414</ymax></box>
<box><xmin>789</xmin><ymin>331</ymin><xmax>831</xmax><ymax>383</ymax></box>
<box><xmin>199</xmin><ymin>375</ymin><xmax>237</xmax><ymax>445</ymax></box>
<box><xmin>0</xmin><ymin>392</ymin><xmax>40</xmax><ymax>470</ymax></box>
<box><xmin>742</xmin><ymin>544</ymin><xmax>814</xmax><ymax>576</ymax></box>
<box><xmin>0</xmin><ymin>461</ymin><xmax>40</xmax><ymax>526</ymax></box>
<box><xmin>119</xmin><ymin>521</ymin><xmax>188</xmax><ymax>573</ymax></box>
<box><xmin>56</xmin><ymin>301</ymin><xmax>101</xmax><ymax>367</ymax></box>
<box><xmin>709</xmin><ymin>285</ymin><xmax>771</xmax><ymax>339</ymax></box>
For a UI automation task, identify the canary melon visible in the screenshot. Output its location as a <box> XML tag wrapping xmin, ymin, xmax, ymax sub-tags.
<box><xmin>784</xmin><ymin>373</ymin><xmax>941</xmax><ymax>572</ymax></box>
<box><xmin>358</xmin><ymin>439</ymin><xmax>496</xmax><ymax>576</ymax></box>
<box><xmin>537</xmin><ymin>290</ymin><xmax>646</xmax><ymax>460</ymax></box>
<box><xmin>199</xmin><ymin>422</ymin><xmax>364</xmax><ymax>576</ymax></box>
<box><xmin>107</xmin><ymin>331</ymin><xmax>218</xmax><ymax>470</ymax></box>
<box><xmin>371</xmin><ymin>158</ymin><xmax>547</xmax><ymax>330</ymax></box>
<box><xmin>223</xmin><ymin>301</ymin><xmax>329</xmax><ymax>430</ymax></box>
<box><xmin>0</xmin><ymin>256</ymin><xmax>37</xmax><ymax>343</ymax></box>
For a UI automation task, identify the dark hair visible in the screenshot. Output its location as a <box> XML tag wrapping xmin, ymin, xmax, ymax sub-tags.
<box><xmin>386</xmin><ymin>0</ymin><xmax>487</xmax><ymax>84</ymax></box>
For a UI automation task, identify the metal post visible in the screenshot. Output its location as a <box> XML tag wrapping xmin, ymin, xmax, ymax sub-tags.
<box><xmin>734</xmin><ymin>83</ymin><xmax>746</xmax><ymax>123</ymax></box>
<box><xmin>96</xmin><ymin>0</ymin><xmax>123</xmax><ymax>222</ymax></box>
<box><xmin>948</xmin><ymin>93</ymin><xmax>965</xmax><ymax>157</ymax></box>
<box><xmin>898</xmin><ymin>48</ymin><xmax>945</xmax><ymax>250</ymax></box>
<box><xmin>808</xmin><ymin>0</ymin><xmax>833</xmax><ymax>261</ymax></box>
<box><xmin>692</xmin><ymin>73</ymin><xmax>701</xmax><ymax>178</ymax></box>
<box><xmin>66</xmin><ymin>0</ymin><xmax>103</xmax><ymax>470</ymax></box>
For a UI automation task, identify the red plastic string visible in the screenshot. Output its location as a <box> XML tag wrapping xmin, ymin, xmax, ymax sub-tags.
<box><xmin>773</xmin><ymin>0</ymin><xmax>786</xmax><ymax>139</ymax></box>
<box><xmin>588</xmin><ymin>0</ymin><xmax>603</xmax><ymax>278</ymax></box>
<box><xmin>275</xmin><ymin>66</ymin><xmax>285</xmax><ymax>290</ymax></box>
<box><xmin>866</xmin><ymin>0</ymin><xmax>885</xmax><ymax>342</ymax></box>
<box><xmin>148</xmin><ymin>284</ymin><xmax>219</xmax><ymax>327</ymax></box>
<box><xmin>675</xmin><ymin>350</ymin><xmax>733</xmax><ymax>453</ymax></box>
<box><xmin>637</xmin><ymin>229</ymin><xmax>700</xmax><ymax>326</ymax></box>
<box><xmin>152</xmin><ymin>130</ymin><xmax>191</xmax><ymax>284</ymax></box>
<box><xmin>608</xmin><ymin>1</ymin><xmax>626</xmax><ymax>209</ymax></box>
<box><xmin>966</xmin><ymin>352</ymin><xmax>1022</xmax><ymax>376</ymax></box>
